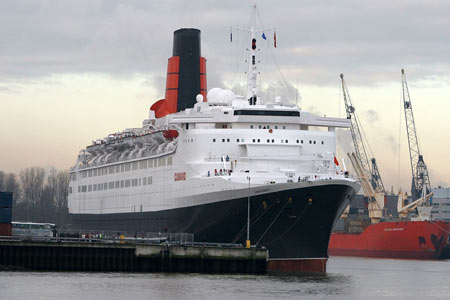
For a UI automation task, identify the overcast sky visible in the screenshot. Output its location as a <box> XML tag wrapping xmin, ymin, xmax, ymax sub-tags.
<box><xmin>1</xmin><ymin>0</ymin><xmax>449</xmax><ymax>192</ymax></box>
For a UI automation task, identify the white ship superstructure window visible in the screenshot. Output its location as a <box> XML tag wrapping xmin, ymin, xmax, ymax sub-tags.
<box><xmin>109</xmin><ymin>166</ymin><xmax>115</xmax><ymax>174</ymax></box>
<box><xmin>125</xmin><ymin>179</ymin><xmax>130</xmax><ymax>187</ymax></box>
<box><xmin>139</xmin><ymin>160</ymin><xmax>147</xmax><ymax>169</ymax></box>
<box><xmin>125</xmin><ymin>163</ymin><xmax>131</xmax><ymax>172</ymax></box>
<box><xmin>143</xmin><ymin>176</ymin><xmax>153</xmax><ymax>185</ymax></box>
<box><xmin>109</xmin><ymin>182</ymin><xmax>114</xmax><ymax>189</ymax></box>
<box><xmin>167</xmin><ymin>156</ymin><xmax>172</xmax><ymax>166</ymax></box>
<box><xmin>132</xmin><ymin>179</ymin><xmax>138</xmax><ymax>187</ymax></box>
<box><xmin>132</xmin><ymin>162</ymin><xmax>138</xmax><ymax>170</ymax></box>
<box><xmin>88</xmin><ymin>185</ymin><xmax>92</xmax><ymax>192</ymax></box>
<box><xmin>213</xmin><ymin>139</ymin><xmax>216</xmax><ymax>142</ymax></box>
<box><xmin>115</xmin><ymin>181</ymin><xmax>119</xmax><ymax>188</ymax></box>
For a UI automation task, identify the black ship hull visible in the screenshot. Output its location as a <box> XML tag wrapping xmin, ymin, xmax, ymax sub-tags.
<box><xmin>70</xmin><ymin>182</ymin><xmax>356</xmax><ymax>260</ymax></box>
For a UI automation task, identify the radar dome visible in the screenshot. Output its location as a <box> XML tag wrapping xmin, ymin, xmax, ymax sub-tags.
<box><xmin>207</xmin><ymin>88</ymin><xmax>223</xmax><ymax>102</ymax></box>
<box><xmin>196</xmin><ymin>94</ymin><xmax>204</xmax><ymax>103</ymax></box>
<box><xmin>218</xmin><ymin>90</ymin><xmax>235</xmax><ymax>104</ymax></box>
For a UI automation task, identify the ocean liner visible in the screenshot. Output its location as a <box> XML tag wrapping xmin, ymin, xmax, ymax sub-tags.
<box><xmin>68</xmin><ymin>8</ymin><xmax>359</xmax><ymax>272</ymax></box>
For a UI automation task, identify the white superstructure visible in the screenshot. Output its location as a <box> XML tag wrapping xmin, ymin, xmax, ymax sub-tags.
<box><xmin>68</xmin><ymin>91</ymin><xmax>353</xmax><ymax>215</ymax></box>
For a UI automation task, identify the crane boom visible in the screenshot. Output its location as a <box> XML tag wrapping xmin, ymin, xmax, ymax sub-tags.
<box><xmin>401</xmin><ymin>69</ymin><xmax>431</xmax><ymax>201</ymax></box>
<box><xmin>340</xmin><ymin>74</ymin><xmax>385</xmax><ymax>193</ymax></box>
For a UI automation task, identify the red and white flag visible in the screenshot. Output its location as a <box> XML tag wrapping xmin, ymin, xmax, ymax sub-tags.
<box><xmin>334</xmin><ymin>156</ymin><xmax>340</xmax><ymax>166</ymax></box>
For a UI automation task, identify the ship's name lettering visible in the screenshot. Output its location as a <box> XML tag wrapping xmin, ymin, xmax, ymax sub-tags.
<box><xmin>174</xmin><ymin>172</ymin><xmax>186</xmax><ymax>181</ymax></box>
<box><xmin>384</xmin><ymin>228</ymin><xmax>404</xmax><ymax>232</ymax></box>
<box><xmin>253</xmin><ymin>188</ymin><xmax>270</xmax><ymax>194</ymax></box>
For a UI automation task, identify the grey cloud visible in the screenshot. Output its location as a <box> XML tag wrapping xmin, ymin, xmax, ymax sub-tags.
<box><xmin>1</xmin><ymin>0</ymin><xmax>450</xmax><ymax>87</ymax></box>
<box><xmin>363</xmin><ymin>109</ymin><xmax>380</xmax><ymax>125</ymax></box>
<box><xmin>385</xmin><ymin>135</ymin><xmax>399</xmax><ymax>155</ymax></box>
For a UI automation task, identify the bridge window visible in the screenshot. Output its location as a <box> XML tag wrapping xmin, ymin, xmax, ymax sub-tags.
<box><xmin>234</xmin><ymin>110</ymin><xmax>300</xmax><ymax>116</ymax></box>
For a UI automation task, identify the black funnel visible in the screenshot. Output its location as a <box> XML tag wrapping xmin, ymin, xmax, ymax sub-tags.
<box><xmin>173</xmin><ymin>28</ymin><xmax>202</xmax><ymax>111</ymax></box>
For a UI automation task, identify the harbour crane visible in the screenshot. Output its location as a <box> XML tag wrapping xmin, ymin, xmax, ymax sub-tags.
<box><xmin>401</xmin><ymin>69</ymin><xmax>432</xmax><ymax>202</ymax></box>
<box><xmin>348</xmin><ymin>152</ymin><xmax>385</xmax><ymax>222</ymax></box>
<box><xmin>340</xmin><ymin>74</ymin><xmax>385</xmax><ymax>194</ymax></box>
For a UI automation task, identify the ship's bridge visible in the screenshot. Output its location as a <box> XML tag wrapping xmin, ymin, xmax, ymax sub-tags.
<box><xmin>162</xmin><ymin>88</ymin><xmax>350</xmax><ymax>132</ymax></box>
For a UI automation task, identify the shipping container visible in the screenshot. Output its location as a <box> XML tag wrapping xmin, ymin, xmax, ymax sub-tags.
<box><xmin>0</xmin><ymin>192</ymin><xmax>13</xmax><ymax>207</ymax></box>
<box><xmin>0</xmin><ymin>223</ymin><xmax>12</xmax><ymax>236</ymax></box>
<box><xmin>0</xmin><ymin>207</ymin><xmax>12</xmax><ymax>223</ymax></box>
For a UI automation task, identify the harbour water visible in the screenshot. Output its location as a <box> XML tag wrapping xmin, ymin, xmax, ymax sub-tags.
<box><xmin>1</xmin><ymin>256</ymin><xmax>450</xmax><ymax>300</ymax></box>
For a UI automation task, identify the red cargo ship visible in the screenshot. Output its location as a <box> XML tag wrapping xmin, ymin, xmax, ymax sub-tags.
<box><xmin>329</xmin><ymin>220</ymin><xmax>450</xmax><ymax>259</ymax></box>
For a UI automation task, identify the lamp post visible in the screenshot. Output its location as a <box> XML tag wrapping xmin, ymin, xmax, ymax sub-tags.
<box><xmin>246</xmin><ymin>176</ymin><xmax>251</xmax><ymax>248</ymax></box>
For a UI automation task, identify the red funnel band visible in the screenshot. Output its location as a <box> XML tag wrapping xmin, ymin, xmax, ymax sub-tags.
<box><xmin>151</xmin><ymin>56</ymin><xmax>207</xmax><ymax>118</ymax></box>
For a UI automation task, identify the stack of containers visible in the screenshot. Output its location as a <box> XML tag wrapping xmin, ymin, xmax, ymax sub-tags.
<box><xmin>0</xmin><ymin>192</ymin><xmax>13</xmax><ymax>236</ymax></box>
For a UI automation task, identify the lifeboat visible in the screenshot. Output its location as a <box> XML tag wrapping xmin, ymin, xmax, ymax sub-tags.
<box><xmin>163</xmin><ymin>129</ymin><xmax>179</xmax><ymax>139</ymax></box>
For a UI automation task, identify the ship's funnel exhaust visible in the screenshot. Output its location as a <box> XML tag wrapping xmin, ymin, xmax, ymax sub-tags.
<box><xmin>151</xmin><ymin>28</ymin><xmax>207</xmax><ymax>118</ymax></box>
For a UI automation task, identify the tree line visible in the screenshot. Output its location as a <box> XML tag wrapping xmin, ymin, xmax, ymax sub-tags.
<box><xmin>0</xmin><ymin>167</ymin><xmax>69</xmax><ymax>227</ymax></box>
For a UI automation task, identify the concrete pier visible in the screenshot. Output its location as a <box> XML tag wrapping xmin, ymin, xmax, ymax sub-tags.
<box><xmin>0</xmin><ymin>238</ymin><xmax>267</xmax><ymax>274</ymax></box>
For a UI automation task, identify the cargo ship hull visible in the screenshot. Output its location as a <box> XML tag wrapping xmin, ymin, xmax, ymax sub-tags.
<box><xmin>329</xmin><ymin>220</ymin><xmax>450</xmax><ymax>259</ymax></box>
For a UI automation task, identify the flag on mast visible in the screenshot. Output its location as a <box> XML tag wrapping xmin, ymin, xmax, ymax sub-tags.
<box><xmin>262</xmin><ymin>32</ymin><xmax>266</xmax><ymax>40</ymax></box>
<box><xmin>334</xmin><ymin>156</ymin><xmax>340</xmax><ymax>166</ymax></box>
<box><xmin>274</xmin><ymin>31</ymin><xmax>277</xmax><ymax>48</ymax></box>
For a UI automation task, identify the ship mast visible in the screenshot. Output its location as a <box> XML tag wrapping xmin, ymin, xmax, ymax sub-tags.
<box><xmin>246</xmin><ymin>5</ymin><xmax>258</xmax><ymax>105</ymax></box>
<box><xmin>233</xmin><ymin>5</ymin><xmax>274</xmax><ymax>105</ymax></box>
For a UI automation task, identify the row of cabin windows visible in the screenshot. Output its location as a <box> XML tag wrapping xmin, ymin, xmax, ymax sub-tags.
<box><xmin>250</xmin><ymin>125</ymin><xmax>286</xmax><ymax>129</ymax></box>
<box><xmin>76</xmin><ymin>156</ymin><xmax>173</xmax><ymax>180</ymax></box>
<box><xmin>212</xmin><ymin>138</ymin><xmax>324</xmax><ymax>145</ymax></box>
<box><xmin>75</xmin><ymin>176</ymin><xmax>153</xmax><ymax>193</ymax></box>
